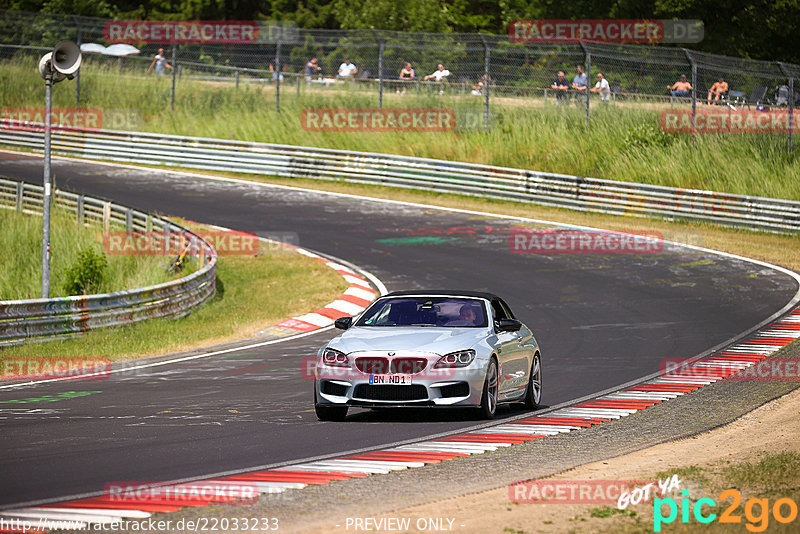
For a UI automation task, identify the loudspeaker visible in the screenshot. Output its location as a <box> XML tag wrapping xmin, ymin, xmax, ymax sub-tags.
<box><xmin>38</xmin><ymin>40</ymin><xmax>81</xmax><ymax>82</ymax></box>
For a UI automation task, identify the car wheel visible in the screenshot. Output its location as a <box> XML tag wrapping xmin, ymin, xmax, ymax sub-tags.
<box><xmin>478</xmin><ymin>358</ymin><xmax>499</xmax><ymax>419</ymax></box>
<box><xmin>314</xmin><ymin>382</ymin><xmax>348</xmax><ymax>421</ymax></box>
<box><xmin>522</xmin><ymin>353</ymin><xmax>542</xmax><ymax>410</ymax></box>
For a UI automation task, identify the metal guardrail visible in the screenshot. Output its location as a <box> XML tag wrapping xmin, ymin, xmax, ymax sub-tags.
<box><xmin>0</xmin><ymin>176</ymin><xmax>217</xmax><ymax>346</ymax></box>
<box><xmin>1</xmin><ymin>122</ymin><xmax>799</xmax><ymax>233</ymax></box>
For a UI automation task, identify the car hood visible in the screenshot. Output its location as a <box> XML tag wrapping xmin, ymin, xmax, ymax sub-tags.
<box><xmin>330</xmin><ymin>326</ymin><xmax>490</xmax><ymax>356</ymax></box>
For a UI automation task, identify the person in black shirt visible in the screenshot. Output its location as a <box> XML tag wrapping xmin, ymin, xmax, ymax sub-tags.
<box><xmin>551</xmin><ymin>71</ymin><xmax>569</xmax><ymax>105</ymax></box>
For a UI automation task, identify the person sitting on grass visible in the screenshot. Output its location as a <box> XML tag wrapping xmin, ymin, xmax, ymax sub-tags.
<box><xmin>668</xmin><ymin>74</ymin><xmax>692</xmax><ymax>97</ymax></box>
<box><xmin>707</xmin><ymin>77</ymin><xmax>729</xmax><ymax>105</ymax></box>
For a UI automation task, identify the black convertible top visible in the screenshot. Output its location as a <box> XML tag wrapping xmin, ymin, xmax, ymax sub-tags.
<box><xmin>383</xmin><ymin>290</ymin><xmax>501</xmax><ymax>301</ymax></box>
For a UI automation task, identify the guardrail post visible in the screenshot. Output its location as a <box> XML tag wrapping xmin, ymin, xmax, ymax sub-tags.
<box><xmin>77</xmin><ymin>194</ymin><xmax>84</xmax><ymax>225</ymax></box>
<box><xmin>146</xmin><ymin>214</ymin><xmax>152</xmax><ymax>233</ymax></box>
<box><xmin>102</xmin><ymin>202</ymin><xmax>111</xmax><ymax>234</ymax></box>
<box><xmin>125</xmin><ymin>209</ymin><xmax>132</xmax><ymax>232</ymax></box>
<box><xmin>683</xmin><ymin>49</ymin><xmax>697</xmax><ymax>147</ymax></box>
<box><xmin>170</xmin><ymin>44</ymin><xmax>177</xmax><ymax>109</ymax></box>
<box><xmin>479</xmin><ymin>33</ymin><xmax>491</xmax><ymax>131</ymax></box>
<box><xmin>372</xmin><ymin>30</ymin><xmax>384</xmax><ymax>109</ymax></box>
<box><xmin>15</xmin><ymin>181</ymin><xmax>23</xmax><ymax>212</ymax></box>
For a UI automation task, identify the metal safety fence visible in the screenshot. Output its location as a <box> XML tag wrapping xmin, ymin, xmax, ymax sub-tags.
<box><xmin>0</xmin><ymin>9</ymin><xmax>797</xmax><ymax>152</ymax></box>
<box><xmin>0</xmin><ymin>176</ymin><xmax>218</xmax><ymax>346</ymax></box>
<box><xmin>1</xmin><ymin>123</ymin><xmax>797</xmax><ymax>234</ymax></box>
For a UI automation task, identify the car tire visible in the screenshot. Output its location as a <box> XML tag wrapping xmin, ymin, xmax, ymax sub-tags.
<box><xmin>478</xmin><ymin>358</ymin><xmax>499</xmax><ymax>419</ymax></box>
<box><xmin>521</xmin><ymin>352</ymin><xmax>542</xmax><ymax>410</ymax></box>
<box><xmin>314</xmin><ymin>383</ymin><xmax>348</xmax><ymax>421</ymax></box>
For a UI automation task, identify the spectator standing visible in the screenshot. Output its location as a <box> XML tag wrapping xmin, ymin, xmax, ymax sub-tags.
<box><xmin>146</xmin><ymin>48</ymin><xmax>172</xmax><ymax>76</ymax></box>
<box><xmin>572</xmin><ymin>64</ymin><xmax>587</xmax><ymax>105</ymax></box>
<box><xmin>668</xmin><ymin>74</ymin><xmax>692</xmax><ymax>97</ymax></box>
<box><xmin>590</xmin><ymin>72</ymin><xmax>610</xmax><ymax>101</ymax></box>
<box><xmin>550</xmin><ymin>70</ymin><xmax>569</xmax><ymax>105</ymax></box>
<box><xmin>305</xmin><ymin>58</ymin><xmax>321</xmax><ymax>81</ymax></box>
<box><xmin>337</xmin><ymin>59</ymin><xmax>358</xmax><ymax>78</ymax></box>
<box><xmin>269</xmin><ymin>59</ymin><xmax>284</xmax><ymax>82</ymax></box>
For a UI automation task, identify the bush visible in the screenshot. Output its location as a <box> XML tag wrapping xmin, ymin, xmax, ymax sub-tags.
<box><xmin>62</xmin><ymin>247</ymin><xmax>108</xmax><ymax>296</ymax></box>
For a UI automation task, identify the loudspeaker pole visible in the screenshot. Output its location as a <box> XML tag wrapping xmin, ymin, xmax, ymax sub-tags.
<box><xmin>41</xmin><ymin>71</ymin><xmax>53</xmax><ymax>298</ymax></box>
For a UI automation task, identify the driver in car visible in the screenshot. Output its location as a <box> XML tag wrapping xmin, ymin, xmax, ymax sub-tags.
<box><xmin>446</xmin><ymin>304</ymin><xmax>479</xmax><ymax>326</ymax></box>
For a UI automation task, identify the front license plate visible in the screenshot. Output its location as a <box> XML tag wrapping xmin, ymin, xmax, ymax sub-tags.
<box><xmin>369</xmin><ymin>374</ymin><xmax>413</xmax><ymax>385</ymax></box>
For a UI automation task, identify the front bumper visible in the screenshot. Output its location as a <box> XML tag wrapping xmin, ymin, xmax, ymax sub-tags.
<box><xmin>315</xmin><ymin>351</ymin><xmax>487</xmax><ymax>407</ymax></box>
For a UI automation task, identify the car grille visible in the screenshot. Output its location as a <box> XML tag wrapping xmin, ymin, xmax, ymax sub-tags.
<box><xmin>355</xmin><ymin>357</ymin><xmax>389</xmax><ymax>374</ymax></box>
<box><xmin>320</xmin><ymin>381</ymin><xmax>349</xmax><ymax>396</ymax></box>
<box><xmin>353</xmin><ymin>384</ymin><xmax>428</xmax><ymax>401</ymax></box>
<box><xmin>354</xmin><ymin>357</ymin><xmax>428</xmax><ymax>374</ymax></box>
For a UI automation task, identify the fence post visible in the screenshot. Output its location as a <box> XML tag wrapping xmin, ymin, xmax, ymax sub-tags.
<box><xmin>103</xmin><ymin>202</ymin><xmax>111</xmax><ymax>234</ymax></box>
<box><xmin>296</xmin><ymin>74</ymin><xmax>301</xmax><ymax>98</ymax></box>
<box><xmin>75</xmin><ymin>17</ymin><xmax>81</xmax><ymax>104</ymax></box>
<box><xmin>170</xmin><ymin>44</ymin><xmax>177</xmax><ymax>109</ymax></box>
<box><xmin>683</xmin><ymin>49</ymin><xmax>697</xmax><ymax>147</ymax></box>
<box><xmin>235</xmin><ymin>69</ymin><xmax>239</xmax><ymax>89</ymax></box>
<box><xmin>275</xmin><ymin>40</ymin><xmax>281</xmax><ymax>113</ymax></box>
<box><xmin>479</xmin><ymin>34</ymin><xmax>490</xmax><ymax>131</ymax></box>
<box><xmin>16</xmin><ymin>181</ymin><xmax>23</xmax><ymax>212</ymax></box>
<box><xmin>580</xmin><ymin>43</ymin><xmax>590</xmax><ymax>124</ymax></box>
<box><xmin>778</xmin><ymin>62</ymin><xmax>794</xmax><ymax>154</ymax></box>
<box><xmin>77</xmin><ymin>194</ymin><xmax>84</xmax><ymax>226</ymax></box>
<box><xmin>372</xmin><ymin>30</ymin><xmax>384</xmax><ymax>109</ymax></box>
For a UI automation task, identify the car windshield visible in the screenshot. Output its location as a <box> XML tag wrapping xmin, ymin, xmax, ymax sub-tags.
<box><xmin>356</xmin><ymin>297</ymin><xmax>488</xmax><ymax>327</ymax></box>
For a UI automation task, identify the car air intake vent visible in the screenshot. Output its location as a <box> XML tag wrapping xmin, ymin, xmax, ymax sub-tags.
<box><xmin>437</xmin><ymin>382</ymin><xmax>470</xmax><ymax>398</ymax></box>
<box><xmin>320</xmin><ymin>381</ymin><xmax>349</xmax><ymax>396</ymax></box>
<box><xmin>390</xmin><ymin>358</ymin><xmax>427</xmax><ymax>374</ymax></box>
<box><xmin>353</xmin><ymin>384</ymin><xmax>428</xmax><ymax>401</ymax></box>
<box><xmin>355</xmin><ymin>357</ymin><xmax>390</xmax><ymax>374</ymax></box>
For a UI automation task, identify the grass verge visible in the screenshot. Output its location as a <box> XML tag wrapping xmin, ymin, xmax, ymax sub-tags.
<box><xmin>2</xmin><ymin>58</ymin><xmax>799</xmax><ymax>200</ymax></box>
<box><xmin>0</xmin><ymin>219</ymin><xmax>347</xmax><ymax>361</ymax></box>
<box><xmin>0</xmin><ymin>207</ymin><xmax>188</xmax><ymax>300</ymax></box>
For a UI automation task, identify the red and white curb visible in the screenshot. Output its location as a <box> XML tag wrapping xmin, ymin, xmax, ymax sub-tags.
<box><xmin>3</xmin><ymin>307</ymin><xmax>797</xmax><ymax>529</ymax></box>
<box><xmin>268</xmin><ymin>247</ymin><xmax>378</xmax><ymax>334</ymax></box>
<box><xmin>201</xmin><ymin>225</ymin><xmax>381</xmax><ymax>336</ymax></box>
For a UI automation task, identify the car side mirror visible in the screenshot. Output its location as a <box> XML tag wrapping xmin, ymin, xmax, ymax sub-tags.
<box><xmin>334</xmin><ymin>316</ymin><xmax>353</xmax><ymax>330</ymax></box>
<box><xmin>495</xmin><ymin>318</ymin><xmax>522</xmax><ymax>333</ymax></box>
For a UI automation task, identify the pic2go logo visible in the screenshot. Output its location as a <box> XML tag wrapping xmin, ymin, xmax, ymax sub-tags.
<box><xmin>654</xmin><ymin>489</ymin><xmax>799</xmax><ymax>532</ymax></box>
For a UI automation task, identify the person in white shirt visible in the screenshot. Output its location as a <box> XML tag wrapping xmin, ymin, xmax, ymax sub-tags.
<box><xmin>337</xmin><ymin>59</ymin><xmax>358</xmax><ymax>78</ymax></box>
<box><xmin>590</xmin><ymin>72</ymin><xmax>611</xmax><ymax>101</ymax></box>
<box><xmin>424</xmin><ymin>64</ymin><xmax>450</xmax><ymax>82</ymax></box>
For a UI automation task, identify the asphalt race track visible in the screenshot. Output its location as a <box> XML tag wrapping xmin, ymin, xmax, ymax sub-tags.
<box><xmin>1</xmin><ymin>151</ymin><xmax>797</xmax><ymax>507</ymax></box>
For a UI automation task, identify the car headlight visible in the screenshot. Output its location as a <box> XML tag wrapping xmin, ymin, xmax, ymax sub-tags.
<box><xmin>434</xmin><ymin>349</ymin><xmax>476</xmax><ymax>368</ymax></box>
<box><xmin>321</xmin><ymin>348</ymin><xmax>350</xmax><ymax>368</ymax></box>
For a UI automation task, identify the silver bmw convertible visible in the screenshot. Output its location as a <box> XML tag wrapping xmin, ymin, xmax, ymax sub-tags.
<box><xmin>314</xmin><ymin>290</ymin><xmax>542</xmax><ymax>421</ymax></box>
